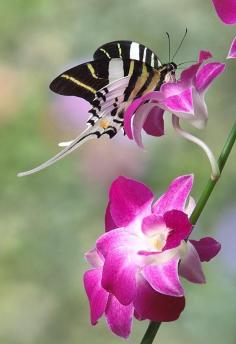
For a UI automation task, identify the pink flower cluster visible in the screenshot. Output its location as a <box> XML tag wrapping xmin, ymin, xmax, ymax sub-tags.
<box><xmin>124</xmin><ymin>51</ymin><xmax>225</xmax><ymax>148</ymax></box>
<box><xmin>84</xmin><ymin>175</ymin><xmax>220</xmax><ymax>338</ymax></box>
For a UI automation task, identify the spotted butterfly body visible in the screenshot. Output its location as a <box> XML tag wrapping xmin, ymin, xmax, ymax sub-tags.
<box><xmin>18</xmin><ymin>40</ymin><xmax>177</xmax><ymax>176</ymax></box>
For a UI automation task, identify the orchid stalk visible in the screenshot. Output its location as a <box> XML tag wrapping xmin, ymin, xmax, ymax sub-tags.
<box><xmin>140</xmin><ymin>120</ymin><xmax>236</xmax><ymax>344</ymax></box>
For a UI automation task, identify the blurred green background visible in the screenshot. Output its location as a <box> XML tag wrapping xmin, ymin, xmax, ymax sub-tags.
<box><xmin>0</xmin><ymin>0</ymin><xmax>236</xmax><ymax>343</ymax></box>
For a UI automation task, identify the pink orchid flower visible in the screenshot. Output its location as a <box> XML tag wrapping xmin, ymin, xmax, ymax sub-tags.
<box><xmin>211</xmin><ymin>0</ymin><xmax>236</xmax><ymax>24</ymax></box>
<box><xmin>124</xmin><ymin>51</ymin><xmax>225</xmax><ymax>180</ymax></box>
<box><xmin>227</xmin><ymin>36</ymin><xmax>236</xmax><ymax>58</ymax></box>
<box><xmin>124</xmin><ymin>51</ymin><xmax>225</xmax><ymax>147</ymax></box>
<box><xmin>84</xmin><ymin>175</ymin><xmax>221</xmax><ymax>338</ymax></box>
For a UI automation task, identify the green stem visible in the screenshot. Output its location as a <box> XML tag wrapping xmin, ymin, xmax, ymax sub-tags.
<box><xmin>140</xmin><ymin>121</ymin><xmax>236</xmax><ymax>344</ymax></box>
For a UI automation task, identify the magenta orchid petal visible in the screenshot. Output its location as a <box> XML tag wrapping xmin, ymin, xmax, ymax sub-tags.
<box><xmin>199</xmin><ymin>50</ymin><xmax>213</xmax><ymax>62</ymax></box>
<box><xmin>101</xmin><ymin>248</ymin><xmax>138</xmax><ymax>305</ymax></box>
<box><xmin>161</xmin><ymin>88</ymin><xmax>193</xmax><ymax>114</ymax></box>
<box><xmin>163</xmin><ymin>210</ymin><xmax>192</xmax><ymax>250</ymax></box>
<box><xmin>142</xmin><ymin>258</ymin><xmax>184</xmax><ymax>297</ymax></box>
<box><xmin>142</xmin><ymin>214</ymin><xmax>165</xmax><ymax>236</ymax></box>
<box><xmin>227</xmin><ymin>36</ymin><xmax>236</xmax><ymax>58</ymax></box>
<box><xmin>134</xmin><ymin>276</ymin><xmax>185</xmax><ymax>322</ymax></box>
<box><xmin>180</xmin><ymin>63</ymin><xmax>202</xmax><ymax>85</ymax></box>
<box><xmin>153</xmin><ymin>174</ymin><xmax>194</xmax><ymax>215</ymax></box>
<box><xmin>124</xmin><ymin>97</ymin><xmax>144</xmax><ymax>139</ymax></box>
<box><xmin>105</xmin><ymin>202</ymin><xmax>117</xmax><ymax>232</ymax></box>
<box><xmin>132</xmin><ymin>103</ymin><xmax>159</xmax><ymax>148</ymax></box>
<box><xmin>85</xmin><ymin>248</ymin><xmax>103</xmax><ymax>268</ymax></box>
<box><xmin>195</xmin><ymin>62</ymin><xmax>226</xmax><ymax>93</ymax></box>
<box><xmin>96</xmin><ymin>227</ymin><xmax>143</xmax><ymax>258</ymax></box>
<box><xmin>143</xmin><ymin>105</ymin><xmax>165</xmax><ymax>137</ymax></box>
<box><xmin>84</xmin><ymin>268</ymin><xmax>109</xmax><ymax>325</ymax></box>
<box><xmin>105</xmin><ymin>295</ymin><xmax>134</xmax><ymax>339</ymax></box>
<box><xmin>179</xmin><ymin>242</ymin><xmax>206</xmax><ymax>284</ymax></box>
<box><xmin>190</xmin><ymin>237</ymin><xmax>221</xmax><ymax>262</ymax></box>
<box><xmin>108</xmin><ymin>176</ymin><xmax>154</xmax><ymax>227</ymax></box>
<box><xmin>212</xmin><ymin>0</ymin><xmax>236</xmax><ymax>24</ymax></box>
<box><xmin>161</xmin><ymin>80</ymin><xmax>189</xmax><ymax>97</ymax></box>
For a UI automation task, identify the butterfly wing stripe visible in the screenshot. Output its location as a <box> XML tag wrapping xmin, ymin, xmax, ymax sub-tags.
<box><xmin>130</xmin><ymin>42</ymin><xmax>140</xmax><ymax>60</ymax></box>
<box><xmin>61</xmin><ymin>74</ymin><xmax>97</xmax><ymax>94</ymax></box>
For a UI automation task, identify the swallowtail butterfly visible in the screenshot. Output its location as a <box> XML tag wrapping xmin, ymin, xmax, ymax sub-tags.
<box><xmin>18</xmin><ymin>40</ymin><xmax>177</xmax><ymax>176</ymax></box>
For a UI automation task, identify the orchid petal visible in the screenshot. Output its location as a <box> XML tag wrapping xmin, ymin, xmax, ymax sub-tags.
<box><xmin>143</xmin><ymin>106</ymin><xmax>164</xmax><ymax>137</ymax></box>
<box><xmin>227</xmin><ymin>36</ymin><xmax>236</xmax><ymax>58</ymax></box>
<box><xmin>134</xmin><ymin>277</ymin><xmax>185</xmax><ymax>322</ymax></box>
<box><xmin>124</xmin><ymin>98</ymin><xmax>144</xmax><ymax>139</ymax></box>
<box><xmin>180</xmin><ymin>63</ymin><xmax>202</xmax><ymax>85</ymax></box>
<box><xmin>84</xmin><ymin>268</ymin><xmax>109</xmax><ymax>325</ymax></box>
<box><xmin>102</xmin><ymin>248</ymin><xmax>138</xmax><ymax>305</ymax></box>
<box><xmin>178</xmin><ymin>51</ymin><xmax>212</xmax><ymax>85</ymax></box>
<box><xmin>190</xmin><ymin>87</ymin><xmax>208</xmax><ymax>129</ymax></box>
<box><xmin>85</xmin><ymin>248</ymin><xmax>103</xmax><ymax>268</ymax></box>
<box><xmin>185</xmin><ymin>196</ymin><xmax>196</xmax><ymax>217</ymax></box>
<box><xmin>190</xmin><ymin>237</ymin><xmax>221</xmax><ymax>262</ymax></box>
<box><xmin>108</xmin><ymin>176</ymin><xmax>154</xmax><ymax>227</ymax></box>
<box><xmin>124</xmin><ymin>91</ymin><xmax>163</xmax><ymax>139</ymax></box>
<box><xmin>105</xmin><ymin>202</ymin><xmax>117</xmax><ymax>232</ymax></box>
<box><xmin>132</xmin><ymin>103</ymin><xmax>159</xmax><ymax>148</ymax></box>
<box><xmin>212</xmin><ymin>0</ymin><xmax>236</xmax><ymax>24</ymax></box>
<box><xmin>179</xmin><ymin>242</ymin><xmax>206</xmax><ymax>284</ymax></box>
<box><xmin>153</xmin><ymin>174</ymin><xmax>194</xmax><ymax>215</ymax></box>
<box><xmin>195</xmin><ymin>62</ymin><xmax>226</xmax><ymax>93</ymax></box>
<box><xmin>96</xmin><ymin>227</ymin><xmax>143</xmax><ymax>258</ymax></box>
<box><xmin>163</xmin><ymin>210</ymin><xmax>192</xmax><ymax>250</ymax></box>
<box><xmin>142</xmin><ymin>258</ymin><xmax>184</xmax><ymax>297</ymax></box>
<box><xmin>105</xmin><ymin>295</ymin><xmax>134</xmax><ymax>339</ymax></box>
<box><xmin>199</xmin><ymin>50</ymin><xmax>213</xmax><ymax>62</ymax></box>
<box><xmin>142</xmin><ymin>214</ymin><xmax>166</xmax><ymax>236</ymax></box>
<box><xmin>161</xmin><ymin>88</ymin><xmax>193</xmax><ymax>114</ymax></box>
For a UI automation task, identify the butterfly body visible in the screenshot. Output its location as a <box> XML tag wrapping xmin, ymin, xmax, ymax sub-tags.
<box><xmin>18</xmin><ymin>40</ymin><xmax>177</xmax><ymax>176</ymax></box>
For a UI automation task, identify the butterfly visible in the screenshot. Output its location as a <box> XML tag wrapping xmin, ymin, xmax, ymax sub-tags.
<box><xmin>18</xmin><ymin>40</ymin><xmax>177</xmax><ymax>176</ymax></box>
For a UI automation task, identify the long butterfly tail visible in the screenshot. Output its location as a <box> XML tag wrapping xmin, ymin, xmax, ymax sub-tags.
<box><xmin>17</xmin><ymin>126</ymin><xmax>101</xmax><ymax>177</ymax></box>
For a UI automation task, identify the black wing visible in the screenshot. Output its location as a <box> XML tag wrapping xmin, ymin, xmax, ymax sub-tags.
<box><xmin>49</xmin><ymin>60</ymin><xmax>110</xmax><ymax>103</ymax></box>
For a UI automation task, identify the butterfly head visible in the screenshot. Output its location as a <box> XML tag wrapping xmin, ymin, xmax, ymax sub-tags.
<box><xmin>162</xmin><ymin>62</ymin><xmax>177</xmax><ymax>83</ymax></box>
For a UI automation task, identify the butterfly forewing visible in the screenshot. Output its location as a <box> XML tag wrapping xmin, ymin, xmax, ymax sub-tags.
<box><xmin>93</xmin><ymin>40</ymin><xmax>162</xmax><ymax>69</ymax></box>
<box><xmin>49</xmin><ymin>60</ymin><xmax>110</xmax><ymax>103</ymax></box>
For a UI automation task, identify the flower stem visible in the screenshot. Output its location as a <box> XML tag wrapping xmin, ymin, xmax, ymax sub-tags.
<box><xmin>140</xmin><ymin>121</ymin><xmax>236</xmax><ymax>344</ymax></box>
<box><xmin>140</xmin><ymin>322</ymin><xmax>161</xmax><ymax>344</ymax></box>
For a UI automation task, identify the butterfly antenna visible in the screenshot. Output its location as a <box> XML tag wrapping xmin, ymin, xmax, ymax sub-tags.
<box><xmin>166</xmin><ymin>32</ymin><xmax>171</xmax><ymax>63</ymax></box>
<box><xmin>177</xmin><ymin>60</ymin><xmax>197</xmax><ymax>67</ymax></box>
<box><xmin>172</xmin><ymin>28</ymin><xmax>188</xmax><ymax>62</ymax></box>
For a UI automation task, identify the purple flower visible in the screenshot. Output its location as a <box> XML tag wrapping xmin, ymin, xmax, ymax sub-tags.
<box><xmin>124</xmin><ymin>51</ymin><xmax>225</xmax><ymax>147</ymax></box>
<box><xmin>84</xmin><ymin>175</ymin><xmax>221</xmax><ymax>338</ymax></box>
<box><xmin>211</xmin><ymin>0</ymin><xmax>236</xmax><ymax>24</ymax></box>
<box><xmin>227</xmin><ymin>36</ymin><xmax>236</xmax><ymax>58</ymax></box>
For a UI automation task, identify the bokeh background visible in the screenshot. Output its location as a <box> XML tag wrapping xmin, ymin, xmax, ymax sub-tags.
<box><xmin>0</xmin><ymin>0</ymin><xmax>236</xmax><ymax>343</ymax></box>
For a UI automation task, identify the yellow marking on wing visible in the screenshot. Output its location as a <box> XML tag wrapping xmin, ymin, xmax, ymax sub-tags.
<box><xmin>143</xmin><ymin>70</ymin><xmax>161</xmax><ymax>94</ymax></box>
<box><xmin>129</xmin><ymin>63</ymin><xmax>149</xmax><ymax>100</ymax></box>
<box><xmin>128</xmin><ymin>60</ymin><xmax>134</xmax><ymax>76</ymax></box>
<box><xmin>100</xmin><ymin>48</ymin><xmax>111</xmax><ymax>59</ymax></box>
<box><xmin>87</xmin><ymin>63</ymin><xmax>99</xmax><ymax>79</ymax></box>
<box><xmin>61</xmin><ymin>74</ymin><xmax>96</xmax><ymax>94</ymax></box>
<box><xmin>99</xmin><ymin>118</ymin><xmax>110</xmax><ymax>129</ymax></box>
<box><xmin>117</xmin><ymin>43</ymin><xmax>122</xmax><ymax>58</ymax></box>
